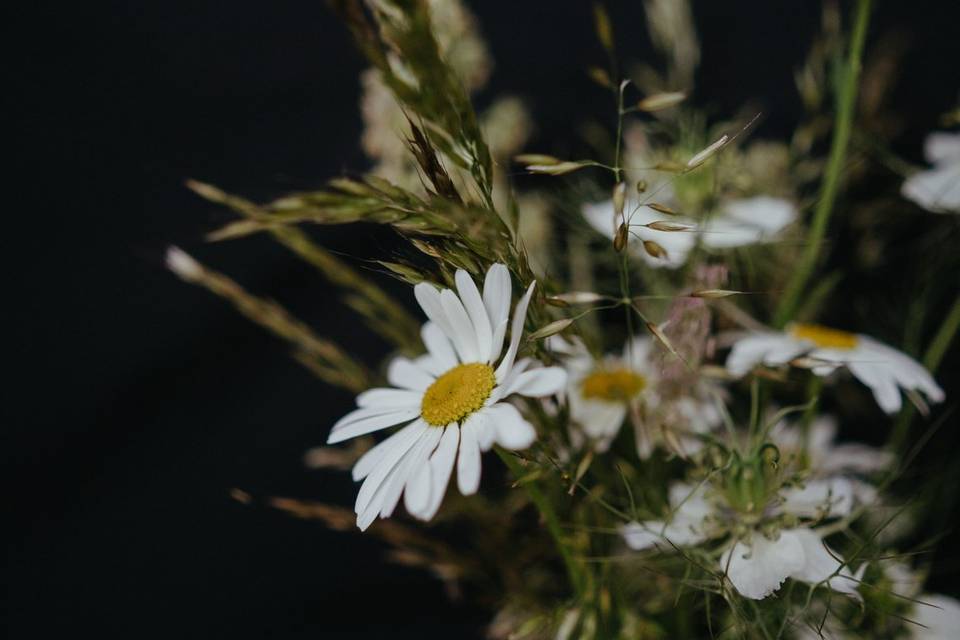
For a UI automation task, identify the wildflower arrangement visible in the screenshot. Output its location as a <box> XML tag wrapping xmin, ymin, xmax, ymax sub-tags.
<box><xmin>168</xmin><ymin>1</ymin><xmax>960</xmax><ymax>637</ymax></box>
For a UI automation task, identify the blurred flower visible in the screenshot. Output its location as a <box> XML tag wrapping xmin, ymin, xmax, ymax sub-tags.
<box><xmin>328</xmin><ymin>265</ymin><xmax>566</xmax><ymax>530</ymax></box>
<box><xmin>901</xmin><ymin>131</ymin><xmax>960</xmax><ymax>213</ymax></box>
<box><xmin>551</xmin><ymin>336</ymin><xmax>721</xmax><ymax>457</ymax></box>
<box><xmin>622</xmin><ymin>480</ymin><xmax>865</xmax><ymax>600</ymax></box>
<box><xmin>769</xmin><ymin>416</ymin><xmax>893</xmax><ymax>477</ymax></box>
<box><xmin>583</xmin><ymin>195</ymin><xmax>796</xmax><ymax>269</ymax></box>
<box><xmin>721</xmin><ymin>528</ymin><xmax>863</xmax><ymax>600</ymax></box>
<box><xmin>727</xmin><ymin>324</ymin><xmax>944</xmax><ymax>414</ymax></box>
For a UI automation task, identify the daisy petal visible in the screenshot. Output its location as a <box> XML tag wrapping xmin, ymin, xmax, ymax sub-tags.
<box><xmin>380</xmin><ymin>427</ymin><xmax>441</xmax><ymax>519</ymax></box>
<box><xmin>417</xmin><ymin>424</ymin><xmax>460</xmax><ymax>521</ymax></box>
<box><xmin>489</xmin><ymin>319</ymin><xmax>508</xmax><ymax>365</ymax></box>
<box><xmin>327</xmin><ymin>408</ymin><xmax>421</xmax><ymax>444</ymax></box>
<box><xmin>387</xmin><ymin>357</ymin><xmax>436</xmax><ymax>391</ymax></box>
<box><xmin>354</xmin><ymin>421</ymin><xmax>427</xmax><ymax>520</ymax></box>
<box><xmin>457</xmin><ymin>417</ymin><xmax>482</xmax><ymax>495</ymax></box>
<box><xmin>846</xmin><ymin>359</ymin><xmax>903</xmax><ymax>414</ymax></box>
<box><xmin>482</xmin><ymin>263</ymin><xmax>512</xmax><ymax>330</ymax></box>
<box><xmin>356</xmin><ymin>387</ymin><xmax>423</xmax><ymax>409</ymax></box>
<box><xmin>456</xmin><ymin>269</ymin><xmax>493</xmax><ymax>363</ymax></box>
<box><xmin>442</xmin><ymin>288</ymin><xmax>482</xmax><ymax>362</ymax></box>
<box><xmin>402</xmin><ymin>441</ymin><xmax>435</xmax><ymax>517</ymax></box>
<box><xmin>486</xmin><ymin>402</ymin><xmax>537</xmax><ymax>450</ymax></box>
<box><xmin>352</xmin><ymin>425</ymin><xmax>415</xmax><ymax>481</ymax></box>
<box><xmin>467</xmin><ymin>409</ymin><xmax>496</xmax><ymax>452</ymax></box>
<box><xmin>495</xmin><ymin>281</ymin><xmax>536</xmax><ymax>382</ymax></box>
<box><xmin>502</xmin><ymin>366</ymin><xmax>567</xmax><ymax>398</ymax></box>
<box><xmin>414</xmin><ymin>283</ymin><xmax>456</xmax><ymax>343</ymax></box>
<box><xmin>421</xmin><ymin>322</ymin><xmax>458</xmax><ymax>370</ymax></box>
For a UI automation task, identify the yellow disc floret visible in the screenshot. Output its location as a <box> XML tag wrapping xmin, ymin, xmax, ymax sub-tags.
<box><xmin>581</xmin><ymin>368</ymin><xmax>646</xmax><ymax>402</ymax></box>
<box><xmin>789</xmin><ymin>323</ymin><xmax>858</xmax><ymax>350</ymax></box>
<box><xmin>421</xmin><ymin>363</ymin><xmax>496</xmax><ymax>427</ymax></box>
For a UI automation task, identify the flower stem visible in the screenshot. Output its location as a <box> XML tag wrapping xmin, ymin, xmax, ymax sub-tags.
<box><xmin>888</xmin><ymin>295</ymin><xmax>960</xmax><ymax>451</ymax></box>
<box><xmin>773</xmin><ymin>0</ymin><xmax>872</xmax><ymax>328</ymax></box>
<box><xmin>495</xmin><ymin>447</ymin><xmax>586</xmax><ymax>596</ymax></box>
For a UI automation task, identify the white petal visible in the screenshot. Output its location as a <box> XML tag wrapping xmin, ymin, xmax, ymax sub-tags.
<box><xmin>622</xmin><ymin>521</ymin><xmax>666</xmax><ymax>550</ymax></box>
<box><xmin>352</xmin><ymin>424</ymin><xmax>416</xmax><ymax>481</ymax></box>
<box><xmin>440</xmin><ymin>288</ymin><xmax>480</xmax><ymax>362</ymax></box>
<box><xmin>901</xmin><ymin>163</ymin><xmax>960</xmax><ymax>213</ymax></box>
<box><xmin>489</xmin><ymin>319</ymin><xmax>509</xmax><ymax>365</ymax></box>
<box><xmin>482</xmin><ymin>263</ymin><xmax>512</xmax><ymax>331</ymax></box>
<box><xmin>457</xmin><ymin>416</ymin><xmax>482</xmax><ymax>495</ymax></box>
<box><xmin>353</xmin><ymin>421</ymin><xmax>428</xmax><ymax>526</ymax></box>
<box><xmin>502</xmin><ymin>366</ymin><xmax>567</xmax><ymax>398</ymax></box>
<box><xmin>495</xmin><ymin>281</ymin><xmax>536</xmax><ymax>382</ymax></box>
<box><xmin>420</xmin><ymin>322</ymin><xmax>458</xmax><ymax>371</ymax></box>
<box><xmin>414</xmin><ymin>283</ymin><xmax>457</xmax><ymax>342</ymax></box>
<box><xmin>846</xmin><ymin>359</ymin><xmax>904</xmax><ymax>414</ymax></box>
<box><xmin>788</xmin><ymin>528</ymin><xmax>861</xmax><ymax>598</ymax></box>
<box><xmin>456</xmin><ymin>269</ymin><xmax>493</xmax><ymax>363</ymax></box>
<box><xmin>382</xmin><ymin>427</ymin><xmax>441</xmax><ymax>518</ymax></box>
<box><xmin>486</xmin><ymin>402</ymin><xmax>537</xmax><ymax>450</ymax></box>
<box><xmin>702</xmin><ymin>196</ymin><xmax>796</xmax><ymax>249</ymax></box>
<box><xmin>572</xmin><ymin>397</ymin><xmax>626</xmax><ymax>448</ymax></box>
<box><xmin>356</xmin><ymin>387</ymin><xmax>423</xmax><ymax>409</ymax></box>
<box><xmin>582</xmin><ymin>199</ymin><xmax>619</xmax><ymax>238</ymax></box>
<box><xmin>726</xmin><ymin>333</ymin><xmax>803</xmax><ymax>377</ymax></box>
<box><xmin>416</xmin><ymin>424</ymin><xmax>460</xmax><ymax>521</ymax></box>
<box><xmin>925</xmin><ymin>132</ymin><xmax>960</xmax><ymax>165</ymax></box>
<box><xmin>402</xmin><ymin>440</ymin><xmax>435</xmax><ymax>517</ymax></box>
<box><xmin>385</xmin><ymin>357</ymin><xmax>435</xmax><ymax>391</ymax></box>
<box><xmin>622</xmin><ymin>336</ymin><xmax>654</xmax><ymax>374</ymax></box>
<box><xmin>722</xmin><ymin>532</ymin><xmax>805</xmax><ymax>600</ymax></box>
<box><xmin>468</xmin><ymin>409</ymin><xmax>497</xmax><ymax>452</ymax></box>
<box><xmin>911</xmin><ymin>594</ymin><xmax>960</xmax><ymax>639</ymax></box>
<box><xmin>327</xmin><ymin>406</ymin><xmax>421</xmax><ymax>444</ymax></box>
<box><xmin>781</xmin><ymin>478</ymin><xmax>855</xmax><ymax>518</ymax></box>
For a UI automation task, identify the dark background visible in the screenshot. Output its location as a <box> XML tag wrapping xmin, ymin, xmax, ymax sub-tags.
<box><xmin>9</xmin><ymin>1</ymin><xmax>960</xmax><ymax>637</ymax></box>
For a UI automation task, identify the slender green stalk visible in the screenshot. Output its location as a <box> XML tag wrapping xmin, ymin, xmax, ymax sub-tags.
<box><xmin>773</xmin><ymin>0</ymin><xmax>872</xmax><ymax>328</ymax></box>
<box><xmin>495</xmin><ymin>448</ymin><xmax>586</xmax><ymax>596</ymax></box>
<box><xmin>888</xmin><ymin>295</ymin><xmax>960</xmax><ymax>451</ymax></box>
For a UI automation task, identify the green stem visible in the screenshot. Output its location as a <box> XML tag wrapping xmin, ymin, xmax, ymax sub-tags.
<box><xmin>888</xmin><ymin>295</ymin><xmax>960</xmax><ymax>451</ymax></box>
<box><xmin>773</xmin><ymin>0</ymin><xmax>872</xmax><ymax>328</ymax></box>
<box><xmin>495</xmin><ymin>447</ymin><xmax>586</xmax><ymax>596</ymax></box>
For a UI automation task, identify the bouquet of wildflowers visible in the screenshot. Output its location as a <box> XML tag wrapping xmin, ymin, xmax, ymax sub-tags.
<box><xmin>168</xmin><ymin>0</ymin><xmax>960</xmax><ymax>637</ymax></box>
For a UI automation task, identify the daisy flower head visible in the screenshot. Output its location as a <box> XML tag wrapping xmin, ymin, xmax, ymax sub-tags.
<box><xmin>726</xmin><ymin>323</ymin><xmax>944</xmax><ymax>414</ymax></box>
<box><xmin>327</xmin><ymin>264</ymin><xmax>567</xmax><ymax>530</ymax></box>
<box><xmin>582</xmin><ymin>195</ymin><xmax>796</xmax><ymax>269</ymax></box>
<box><xmin>901</xmin><ymin>131</ymin><xmax>960</xmax><ymax>214</ymax></box>
<box><xmin>552</xmin><ymin>336</ymin><xmax>721</xmax><ymax>458</ymax></box>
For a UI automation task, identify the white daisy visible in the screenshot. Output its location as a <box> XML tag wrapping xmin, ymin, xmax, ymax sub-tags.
<box><xmin>582</xmin><ymin>195</ymin><xmax>796</xmax><ymax>269</ymax></box>
<box><xmin>551</xmin><ymin>336</ymin><xmax>654</xmax><ymax>452</ymax></box>
<box><xmin>622</xmin><ymin>480</ymin><xmax>863</xmax><ymax>600</ymax></box>
<box><xmin>726</xmin><ymin>323</ymin><xmax>944</xmax><ymax>414</ymax></box>
<box><xmin>901</xmin><ymin>131</ymin><xmax>960</xmax><ymax>213</ymax></box>
<box><xmin>552</xmin><ymin>336</ymin><xmax>720</xmax><ymax>457</ymax></box>
<box><xmin>327</xmin><ymin>264</ymin><xmax>567</xmax><ymax>530</ymax></box>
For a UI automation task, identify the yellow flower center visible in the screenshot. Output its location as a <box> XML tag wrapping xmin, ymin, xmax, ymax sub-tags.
<box><xmin>421</xmin><ymin>363</ymin><xmax>496</xmax><ymax>427</ymax></box>
<box><xmin>581</xmin><ymin>368</ymin><xmax>646</xmax><ymax>402</ymax></box>
<box><xmin>789</xmin><ymin>323</ymin><xmax>858</xmax><ymax>350</ymax></box>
